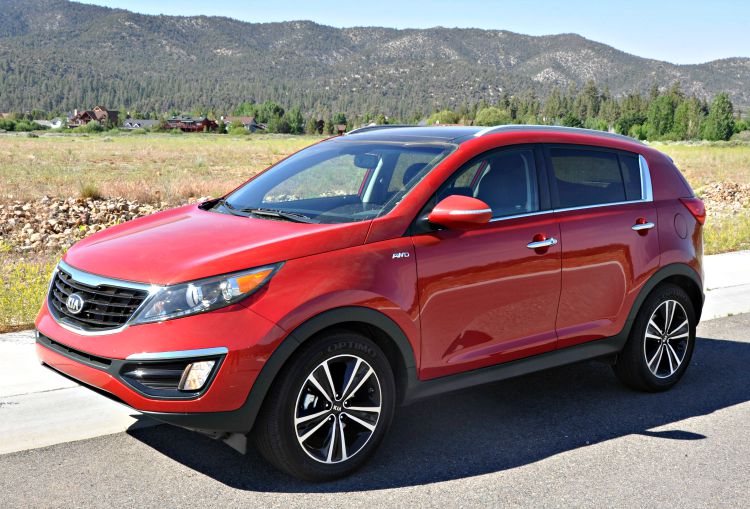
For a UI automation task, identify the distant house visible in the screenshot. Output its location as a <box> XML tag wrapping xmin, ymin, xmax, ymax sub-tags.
<box><xmin>335</xmin><ymin>124</ymin><xmax>347</xmax><ymax>135</ymax></box>
<box><xmin>163</xmin><ymin>115</ymin><xmax>218</xmax><ymax>132</ymax></box>
<box><xmin>68</xmin><ymin>106</ymin><xmax>119</xmax><ymax>128</ymax></box>
<box><xmin>121</xmin><ymin>118</ymin><xmax>161</xmax><ymax>130</ymax></box>
<box><xmin>223</xmin><ymin>116</ymin><xmax>265</xmax><ymax>132</ymax></box>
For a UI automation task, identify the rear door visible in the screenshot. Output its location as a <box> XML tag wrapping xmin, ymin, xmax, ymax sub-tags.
<box><xmin>545</xmin><ymin>145</ymin><xmax>660</xmax><ymax>348</ymax></box>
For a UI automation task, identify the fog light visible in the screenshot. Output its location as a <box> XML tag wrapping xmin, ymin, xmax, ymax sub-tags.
<box><xmin>178</xmin><ymin>360</ymin><xmax>216</xmax><ymax>391</ymax></box>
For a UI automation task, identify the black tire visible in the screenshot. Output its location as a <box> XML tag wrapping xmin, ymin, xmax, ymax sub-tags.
<box><xmin>252</xmin><ymin>330</ymin><xmax>396</xmax><ymax>481</ymax></box>
<box><xmin>614</xmin><ymin>283</ymin><xmax>696</xmax><ymax>392</ymax></box>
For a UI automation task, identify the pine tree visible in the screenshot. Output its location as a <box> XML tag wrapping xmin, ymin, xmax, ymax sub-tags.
<box><xmin>672</xmin><ymin>97</ymin><xmax>704</xmax><ymax>139</ymax></box>
<box><xmin>304</xmin><ymin>116</ymin><xmax>318</xmax><ymax>135</ymax></box>
<box><xmin>703</xmin><ymin>93</ymin><xmax>735</xmax><ymax>141</ymax></box>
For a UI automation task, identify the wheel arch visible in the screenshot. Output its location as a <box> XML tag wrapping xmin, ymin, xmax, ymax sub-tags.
<box><xmin>246</xmin><ymin>306</ymin><xmax>418</xmax><ymax>432</ymax></box>
<box><xmin>624</xmin><ymin>263</ymin><xmax>704</xmax><ymax>336</ymax></box>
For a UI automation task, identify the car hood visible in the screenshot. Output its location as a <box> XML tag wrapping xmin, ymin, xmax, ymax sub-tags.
<box><xmin>63</xmin><ymin>204</ymin><xmax>371</xmax><ymax>285</ymax></box>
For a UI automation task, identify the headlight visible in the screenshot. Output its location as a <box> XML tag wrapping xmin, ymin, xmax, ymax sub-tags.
<box><xmin>132</xmin><ymin>264</ymin><xmax>281</xmax><ymax>324</ymax></box>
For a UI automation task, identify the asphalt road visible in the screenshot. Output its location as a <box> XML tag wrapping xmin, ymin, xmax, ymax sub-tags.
<box><xmin>2</xmin><ymin>314</ymin><xmax>749</xmax><ymax>508</ymax></box>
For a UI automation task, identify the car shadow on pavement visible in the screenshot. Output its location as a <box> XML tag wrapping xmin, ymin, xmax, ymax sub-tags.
<box><xmin>127</xmin><ymin>335</ymin><xmax>750</xmax><ymax>492</ymax></box>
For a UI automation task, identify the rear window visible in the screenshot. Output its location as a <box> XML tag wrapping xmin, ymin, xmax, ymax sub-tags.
<box><xmin>549</xmin><ymin>147</ymin><xmax>642</xmax><ymax>208</ymax></box>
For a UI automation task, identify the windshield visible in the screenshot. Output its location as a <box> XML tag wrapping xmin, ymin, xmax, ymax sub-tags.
<box><xmin>217</xmin><ymin>139</ymin><xmax>456</xmax><ymax>224</ymax></box>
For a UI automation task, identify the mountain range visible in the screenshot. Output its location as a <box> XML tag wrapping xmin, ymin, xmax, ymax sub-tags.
<box><xmin>0</xmin><ymin>0</ymin><xmax>748</xmax><ymax>117</ymax></box>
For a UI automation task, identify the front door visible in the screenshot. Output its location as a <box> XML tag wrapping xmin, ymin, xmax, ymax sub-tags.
<box><xmin>413</xmin><ymin>146</ymin><xmax>562</xmax><ymax>380</ymax></box>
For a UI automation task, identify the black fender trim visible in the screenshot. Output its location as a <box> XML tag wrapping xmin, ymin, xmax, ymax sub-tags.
<box><xmin>621</xmin><ymin>263</ymin><xmax>704</xmax><ymax>329</ymax></box>
<box><xmin>144</xmin><ymin>306</ymin><xmax>418</xmax><ymax>434</ymax></box>
<box><xmin>144</xmin><ymin>264</ymin><xmax>704</xmax><ymax>433</ymax></box>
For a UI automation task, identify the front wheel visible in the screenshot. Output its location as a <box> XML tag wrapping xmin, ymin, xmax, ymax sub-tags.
<box><xmin>253</xmin><ymin>330</ymin><xmax>395</xmax><ymax>481</ymax></box>
<box><xmin>614</xmin><ymin>283</ymin><xmax>697</xmax><ymax>392</ymax></box>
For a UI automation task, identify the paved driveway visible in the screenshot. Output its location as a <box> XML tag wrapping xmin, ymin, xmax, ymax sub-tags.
<box><xmin>1</xmin><ymin>314</ymin><xmax>749</xmax><ymax>508</ymax></box>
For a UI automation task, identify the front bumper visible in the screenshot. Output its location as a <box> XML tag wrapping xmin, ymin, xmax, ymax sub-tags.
<box><xmin>35</xmin><ymin>299</ymin><xmax>287</xmax><ymax>432</ymax></box>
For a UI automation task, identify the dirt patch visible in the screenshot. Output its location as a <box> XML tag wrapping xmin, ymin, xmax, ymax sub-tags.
<box><xmin>697</xmin><ymin>182</ymin><xmax>750</xmax><ymax>212</ymax></box>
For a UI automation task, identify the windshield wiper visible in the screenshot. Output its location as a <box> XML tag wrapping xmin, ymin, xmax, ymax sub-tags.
<box><xmin>214</xmin><ymin>198</ymin><xmax>246</xmax><ymax>217</ymax></box>
<box><xmin>242</xmin><ymin>207</ymin><xmax>318</xmax><ymax>224</ymax></box>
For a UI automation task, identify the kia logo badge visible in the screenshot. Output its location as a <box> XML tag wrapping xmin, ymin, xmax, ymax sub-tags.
<box><xmin>66</xmin><ymin>293</ymin><xmax>85</xmax><ymax>315</ymax></box>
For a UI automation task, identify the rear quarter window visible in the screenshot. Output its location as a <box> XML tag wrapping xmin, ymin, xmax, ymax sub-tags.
<box><xmin>619</xmin><ymin>153</ymin><xmax>643</xmax><ymax>201</ymax></box>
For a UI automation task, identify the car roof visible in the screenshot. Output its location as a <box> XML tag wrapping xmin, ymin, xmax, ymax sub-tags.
<box><xmin>343</xmin><ymin>124</ymin><xmax>643</xmax><ymax>146</ymax></box>
<box><xmin>343</xmin><ymin>125</ymin><xmax>483</xmax><ymax>143</ymax></box>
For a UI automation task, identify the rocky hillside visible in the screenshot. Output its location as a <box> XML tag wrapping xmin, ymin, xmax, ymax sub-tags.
<box><xmin>0</xmin><ymin>0</ymin><xmax>748</xmax><ymax>117</ymax></box>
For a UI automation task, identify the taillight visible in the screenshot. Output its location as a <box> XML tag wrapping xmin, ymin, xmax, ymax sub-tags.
<box><xmin>680</xmin><ymin>197</ymin><xmax>706</xmax><ymax>225</ymax></box>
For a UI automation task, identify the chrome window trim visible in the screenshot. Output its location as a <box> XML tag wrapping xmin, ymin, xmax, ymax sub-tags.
<box><xmin>488</xmin><ymin>209</ymin><xmax>554</xmax><ymax>223</ymax></box>
<box><xmin>126</xmin><ymin>347</ymin><xmax>229</xmax><ymax>361</ymax></box>
<box><xmin>47</xmin><ymin>260</ymin><xmax>162</xmax><ymax>337</ymax></box>
<box><xmin>485</xmin><ymin>154</ymin><xmax>653</xmax><ymax>222</ymax></box>
<box><xmin>639</xmin><ymin>154</ymin><xmax>654</xmax><ymax>202</ymax></box>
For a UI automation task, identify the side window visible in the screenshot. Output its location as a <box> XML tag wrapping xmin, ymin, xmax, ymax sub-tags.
<box><xmin>437</xmin><ymin>148</ymin><xmax>540</xmax><ymax>218</ymax></box>
<box><xmin>549</xmin><ymin>148</ymin><xmax>626</xmax><ymax>208</ymax></box>
<box><xmin>619</xmin><ymin>153</ymin><xmax>643</xmax><ymax>201</ymax></box>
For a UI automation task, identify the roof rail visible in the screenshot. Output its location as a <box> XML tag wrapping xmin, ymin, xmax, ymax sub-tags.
<box><xmin>473</xmin><ymin>124</ymin><xmax>644</xmax><ymax>145</ymax></box>
<box><xmin>346</xmin><ymin>124</ymin><xmax>417</xmax><ymax>135</ymax></box>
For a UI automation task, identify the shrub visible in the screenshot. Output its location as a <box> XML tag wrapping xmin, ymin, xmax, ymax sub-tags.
<box><xmin>474</xmin><ymin>107</ymin><xmax>512</xmax><ymax>126</ymax></box>
<box><xmin>628</xmin><ymin>124</ymin><xmax>647</xmax><ymax>140</ymax></box>
<box><xmin>583</xmin><ymin>117</ymin><xmax>609</xmax><ymax>131</ymax></box>
<box><xmin>228</xmin><ymin>126</ymin><xmax>249</xmax><ymax>136</ymax></box>
<box><xmin>561</xmin><ymin>112</ymin><xmax>584</xmax><ymax>128</ymax></box>
<box><xmin>76</xmin><ymin>121</ymin><xmax>105</xmax><ymax>133</ymax></box>
<box><xmin>427</xmin><ymin>109</ymin><xmax>460</xmax><ymax>125</ymax></box>
<box><xmin>79</xmin><ymin>182</ymin><xmax>103</xmax><ymax>200</ymax></box>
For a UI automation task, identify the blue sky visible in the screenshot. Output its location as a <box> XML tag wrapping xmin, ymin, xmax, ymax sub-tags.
<box><xmin>78</xmin><ymin>0</ymin><xmax>749</xmax><ymax>64</ymax></box>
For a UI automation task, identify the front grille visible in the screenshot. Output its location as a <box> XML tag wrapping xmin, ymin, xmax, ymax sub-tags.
<box><xmin>48</xmin><ymin>267</ymin><xmax>149</xmax><ymax>331</ymax></box>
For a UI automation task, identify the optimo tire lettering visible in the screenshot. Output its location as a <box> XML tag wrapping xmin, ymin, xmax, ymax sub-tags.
<box><xmin>327</xmin><ymin>340</ymin><xmax>377</xmax><ymax>357</ymax></box>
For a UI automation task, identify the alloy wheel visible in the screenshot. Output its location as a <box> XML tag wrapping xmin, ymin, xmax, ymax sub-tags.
<box><xmin>643</xmin><ymin>299</ymin><xmax>690</xmax><ymax>379</ymax></box>
<box><xmin>294</xmin><ymin>354</ymin><xmax>382</xmax><ymax>464</ymax></box>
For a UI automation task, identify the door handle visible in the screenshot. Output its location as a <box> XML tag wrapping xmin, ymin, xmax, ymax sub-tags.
<box><xmin>526</xmin><ymin>237</ymin><xmax>558</xmax><ymax>249</ymax></box>
<box><xmin>631</xmin><ymin>221</ymin><xmax>655</xmax><ymax>231</ymax></box>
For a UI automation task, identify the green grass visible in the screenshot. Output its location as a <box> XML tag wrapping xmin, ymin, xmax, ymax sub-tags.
<box><xmin>704</xmin><ymin>210</ymin><xmax>750</xmax><ymax>255</ymax></box>
<box><xmin>0</xmin><ymin>254</ymin><xmax>57</xmax><ymax>332</ymax></box>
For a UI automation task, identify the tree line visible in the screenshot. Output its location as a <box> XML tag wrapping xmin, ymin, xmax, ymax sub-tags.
<box><xmin>1</xmin><ymin>82</ymin><xmax>747</xmax><ymax>141</ymax></box>
<box><xmin>424</xmin><ymin>82</ymin><xmax>745</xmax><ymax>141</ymax></box>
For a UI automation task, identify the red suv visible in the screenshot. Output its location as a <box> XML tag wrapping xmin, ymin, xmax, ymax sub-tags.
<box><xmin>36</xmin><ymin>126</ymin><xmax>706</xmax><ymax>481</ymax></box>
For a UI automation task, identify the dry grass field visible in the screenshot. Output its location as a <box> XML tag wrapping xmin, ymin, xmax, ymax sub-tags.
<box><xmin>1</xmin><ymin>133</ymin><xmax>749</xmax><ymax>332</ymax></box>
<box><xmin>659</xmin><ymin>142</ymin><xmax>750</xmax><ymax>187</ymax></box>
<box><xmin>0</xmin><ymin>132</ymin><xmax>322</xmax><ymax>203</ymax></box>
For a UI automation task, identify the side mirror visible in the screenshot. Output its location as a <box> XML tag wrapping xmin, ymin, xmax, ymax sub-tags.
<box><xmin>427</xmin><ymin>195</ymin><xmax>492</xmax><ymax>229</ymax></box>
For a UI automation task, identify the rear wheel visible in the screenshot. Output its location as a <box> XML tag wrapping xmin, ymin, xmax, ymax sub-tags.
<box><xmin>614</xmin><ymin>284</ymin><xmax>696</xmax><ymax>391</ymax></box>
<box><xmin>253</xmin><ymin>330</ymin><xmax>395</xmax><ymax>481</ymax></box>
